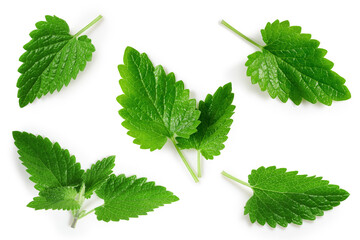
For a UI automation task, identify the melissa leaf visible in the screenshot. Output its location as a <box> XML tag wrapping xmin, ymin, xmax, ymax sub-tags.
<box><xmin>13</xmin><ymin>131</ymin><xmax>84</xmax><ymax>191</ymax></box>
<box><xmin>95</xmin><ymin>174</ymin><xmax>179</xmax><ymax>222</ymax></box>
<box><xmin>222</xmin><ymin>166</ymin><xmax>350</xmax><ymax>228</ymax></box>
<box><xmin>17</xmin><ymin>15</ymin><xmax>102</xmax><ymax>107</ymax></box>
<box><xmin>176</xmin><ymin>83</ymin><xmax>235</xmax><ymax>177</ymax></box>
<box><xmin>83</xmin><ymin>156</ymin><xmax>115</xmax><ymax>198</ymax></box>
<box><xmin>13</xmin><ymin>131</ymin><xmax>178</xmax><ymax>228</ymax></box>
<box><xmin>221</xmin><ymin>20</ymin><xmax>351</xmax><ymax>105</ymax></box>
<box><xmin>117</xmin><ymin>47</ymin><xmax>201</xmax><ymax>182</ymax></box>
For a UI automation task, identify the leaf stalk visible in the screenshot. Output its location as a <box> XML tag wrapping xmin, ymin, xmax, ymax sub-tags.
<box><xmin>79</xmin><ymin>208</ymin><xmax>97</xmax><ymax>219</ymax></box>
<box><xmin>170</xmin><ymin>137</ymin><xmax>199</xmax><ymax>183</ymax></box>
<box><xmin>221</xmin><ymin>20</ymin><xmax>263</xmax><ymax>49</ymax></box>
<box><xmin>221</xmin><ymin>171</ymin><xmax>251</xmax><ymax>188</ymax></box>
<box><xmin>71</xmin><ymin>216</ymin><xmax>79</xmax><ymax>228</ymax></box>
<box><xmin>74</xmin><ymin>15</ymin><xmax>103</xmax><ymax>38</ymax></box>
<box><xmin>70</xmin><ymin>184</ymin><xmax>90</xmax><ymax>228</ymax></box>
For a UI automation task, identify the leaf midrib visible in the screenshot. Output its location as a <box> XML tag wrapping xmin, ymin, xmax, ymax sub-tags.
<box><xmin>197</xmin><ymin>94</ymin><xmax>233</xmax><ymax>150</ymax></box>
<box><xmin>130</xmin><ymin>55</ymin><xmax>171</xmax><ymax>137</ymax></box>
<box><xmin>252</xmin><ymin>185</ymin><xmax>346</xmax><ymax>198</ymax></box>
<box><xmin>25</xmin><ymin>33</ymin><xmax>79</xmax><ymax>98</ymax></box>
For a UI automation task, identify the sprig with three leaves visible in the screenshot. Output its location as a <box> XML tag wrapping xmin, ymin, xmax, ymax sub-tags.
<box><xmin>13</xmin><ymin>131</ymin><xmax>179</xmax><ymax>228</ymax></box>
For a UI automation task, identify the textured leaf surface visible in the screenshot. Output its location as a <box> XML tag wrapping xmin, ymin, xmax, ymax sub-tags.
<box><xmin>13</xmin><ymin>131</ymin><xmax>84</xmax><ymax>191</ymax></box>
<box><xmin>95</xmin><ymin>174</ymin><xmax>179</xmax><ymax>222</ymax></box>
<box><xmin>28</xmin><ymin>186</ymin><xmax>80</xmax><ymax>210</ymax></box>
<box><xmin>176</xmin><ymin>83</ymin><xmax>235</xmax><ymax>159</ymax></box>
<box><xmin>117</xmin><ymin>47</ymin><xmax>200</xmax><ymax>151</ymax></box>
<box><xmin>17</xmin><ymin>15</ymin><xmax>95</xmax><ymax>107</ymax></box>
<box><xmin>83</xmin><ymin>156</ymin><xmax>115</xmax><ymax>198</ymax></box>
<box><xmin>244</xmin><ymin>166</ymin><xmax>349</xmax><ymax>227</ymax></box>
<box><xmin>245</xmin><ymin>20</ymin><xmax>350</xmax><ymax>105</ymax></box>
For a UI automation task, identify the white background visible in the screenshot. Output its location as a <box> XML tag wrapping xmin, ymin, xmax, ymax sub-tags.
<box><xmin>0</xmin><ymin>0</ymin><xmax>359</xmax><ymax>239</ymax></box>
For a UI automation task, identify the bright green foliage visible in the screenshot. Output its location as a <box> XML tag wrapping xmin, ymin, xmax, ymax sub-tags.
<box><xmin>13</xmin><ymin>131</ymin><xmax>178</xmax><ymax>227</ymax></box>
<box><xmin>28</xmin><ymin>187</ymin><xmax>80</xmax><ymax>210</ymax></box>
<box><xmin>222</xmin><ymin>20</ymin><xmax>351</xmax><ymax>105</ymax></box>
<box><xmin>95</xmin><ymin>174</ymin><xmax>179</xmax><ymax>222</ymax></box>
<box><xmin>17</xmin><ymin>15</ymin><xmax>100</xmax><ymax>107</ymax></box>
<box><xmin>117</xmin><ymin>47</ymin><xmax>200</xmax><ymax>151</ymax></box>
<box><xmin>13</xmin><ymin>131</ymin><xmax>84</xmax><ymax>191</ymax></box>
<box><xmin>176</xmin><ymin>83</ymin><xmax>235</xmax><ymax>159</ymax></box>
<box><xmin>222</xmin><ymin>166</ymin><xmax>349</xmax><ymax>228</ymax></box>
<box><xmin>116</xmin><ymin>47</ymin><xmax>236</xmax><ymax>181</ymax></box>
<box><xmin>83</xmin><ymin>156</ymin><xmax>115</xmax><ymax>198</ymax></box>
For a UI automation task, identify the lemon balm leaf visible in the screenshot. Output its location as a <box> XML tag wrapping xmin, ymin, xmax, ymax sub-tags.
<box><xmin>176</xmin><ymin>83</ymin><xmax>235</xmax><ymax>176</ymax></box>
<box><xmin>117</xmin><ymin>47</ymin><xmax>200</xmax><ymax>149</ymax></box>
<box><xmin>17</xmin><ymin>15</ymin><xmax>102</xmax><ymax>107</ymax></box>
<box><xmin>221</xmin><ymin>20</ymin><xmax>351</xmax><ymax>105</ymax></box>
<box><xmin>83</xmin><ymin>156</ymin><xmax>115</xmax><ymax>198</ymax></box>
<box><xmin>222</xmin><ymin>167</ymin><xmax>350</xmax><ymax>228</ymax></box>
<box><xmin>177</xmin><ymin>83</ymin><xmax>235</xmax><ymax>158</ymax></box>
<box><xmin>95</xmin><ymin>174</ymin><xmax>179</xmax><ymax>222</ymax></box>
<box><xmin>117</xmin><ymin>47</ymin><xmax>200</xmax><ymax>182</ymax></box>
<box><xmin>13</xmin><ymin>131</ymin><xmax>84</xmax><ymax>191</ymax></box>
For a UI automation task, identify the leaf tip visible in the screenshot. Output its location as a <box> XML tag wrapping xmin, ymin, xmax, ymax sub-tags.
<box><xmin>12</xmin><ymin>131</ymin><xmax>22</xmax><ymax>140</ymax></box>
<box><xmin>124</xmin><ymin>46</ymin><xmax>138</xmax><ymax>56</ymax></box>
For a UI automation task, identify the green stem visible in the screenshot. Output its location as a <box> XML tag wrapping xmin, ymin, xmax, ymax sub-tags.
<box><xmin>221</xmin><ymin>171</ymin><xmax>251</xmax><ymax>188</ymax></box>
<box><xmin>79</xmin><ymin>208</ymin><xmax>97</xmax><ymax>219</ymax></box>
<box><xmin>71</xmin><ymin>208</ymin><xmax>83</xmax><ymax>228</ymax></box>
<box><xmin>71</xmin><ymin>205</ymin><xmax>102</xmax><ymax>228</ymax></box>
<box><xmin>74</xmin><ymin>15</ymin><xmax>103</xmax><ymax>38</ymax></box>
<box><xmin>71</xmin><ymin>216</ymin><xmax>79</xmax><ymax>228</ymax></box>
<box><xmin>71</xmin><ymin>183</ymin><xmax>86</xmax><ymax>228</ymax></box>
<box><xmin>170</xmin><ymin>137</ymin><xmax>199</xmax><ymax>183</ymax></box>
<box><xmin>221</xmin><ymin>20</ymin><xmax>263</xmax><ymax>49</ymax></box>
<box><xmin>78</xmin><ymin>183</ymin><xmax>86</xmax><ymax>205</ymax></box>
<box><xmin>197</xmin><ymin>150</ymin><xmax>201</xmax><ymax>178</ymax></box>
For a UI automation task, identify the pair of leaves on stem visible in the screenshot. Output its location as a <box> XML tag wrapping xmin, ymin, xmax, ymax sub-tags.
<box><xmin>222</xmin><ymin>20</ymin><xmax>351</xmax><ymax>105</ymax></box>
<box><xmin>117</xmin><ymin>47</ymin><xmax>235</xmax><ymax>181</ymax></box>
<box><xmin>222</xmin><ymin>166</ymin><xmax>349</xmax><ymax>228</ymax></box>
<box><xmin>17</xmin><ymin>15</ymin><xmax>101</xmax><ymax>107</ymax></box>
<box><xmin>13</xmin><ymin>131</ymin><xmax>178</xmax><ymax>226</ymax></box>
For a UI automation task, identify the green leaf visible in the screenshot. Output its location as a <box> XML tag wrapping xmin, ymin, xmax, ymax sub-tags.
<box><xmin>222</xmin><ymin>167</ymin><xmax>350</xmax><ymax>228</ymax></box>
<box><xmin>13</xmin><ymin>131</ymin><xmax>84</xmax><ymax>191</ymax></box>
<box><xmin>117</xmin><ymin>47</ymin><xmax>201</xmax><ymax>151</ymax></box>
<box><xmin>95</xmin><ymin>174</ymin><xmax>179</xmax><ymax>222</ymax></box>
<box><xmin>117</xmin><ymin>47</ymin><xmax>201</xmax><ymax>182</ymax></box>
<box><xmin>28</xmin><ymin>186</ymin><xmax>80</xmax><ymax>210</ymax></box>
<box><xmin>83</xmin><ymin>156</ymin><xmax>115</xmax><ymax>198</ymax></box>
<box><xmin>17</xmin><ymin>15</ymin><xmax>102</xmax><ymax>107</ymax></box>
<box><xmin>222</xmin><ymin>20</ymin><xmax>351</xmax><ymax>105</ymax></box>
<box><xmin>176</xmin><ymin>83</ymin><xmax>235</xmax><ymax>159</ymax></box>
